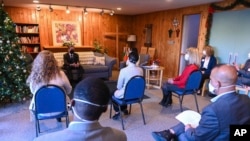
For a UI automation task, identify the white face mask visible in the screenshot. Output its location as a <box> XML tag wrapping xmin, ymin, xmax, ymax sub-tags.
<box><xmin>202</xmin><ymin>51</ymin><xmax>206</xmax><ymax>56</ymax></box>
<box><xmin>208</xmin><ymin>82</ymin><xmax>216</xmax><ymax>94</ymax></box>
<box><xmin>208</xmin><ymin>82</ymin><xmax>235</xmax><ymax>94</ymax></box>
<box><xmin>184</xmin><ymin>54</ymin><xmax>189</xmax><ymax>61</ymax></box>
<box><xmin>72</xmin><ymin>98</ymin><xmax>107</xmax><ymax>122</ymax></box>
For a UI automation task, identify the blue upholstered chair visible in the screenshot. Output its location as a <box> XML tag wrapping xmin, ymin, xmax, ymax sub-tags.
<box><xmin>110</xmin><ymin>75</ymin><xmax>146</xmax><ymax>130</ymax></box>
<box><xmin>172</xmin><ymin>70</ymin><xmax>202</xmax><ymax>113</ymax></box>
<box><xmin>34</xmin><ymin>85</ymin><xmax>69</xmax><ymax>137</ymax></box>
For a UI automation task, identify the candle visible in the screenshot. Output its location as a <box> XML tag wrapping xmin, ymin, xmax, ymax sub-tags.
<box><xmin>234</xmin><ymin>53</ymin><xmax>238</xmax><ymax>64</ymax></box>
<box><xmin>229</xmin><ymin>53</ymin><xmax>232</xmax><ymax>64</ymax></box>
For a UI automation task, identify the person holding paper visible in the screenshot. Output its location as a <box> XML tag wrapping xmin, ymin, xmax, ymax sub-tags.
<box><xmin>234</xmin><ymin>52</ymin><xmax>250</xmax><ymax>86</ymax></box>
<box><xmin>152</xmin><ymin>64</ymin><xmax>250</xmax><ymax>141</ymax></box>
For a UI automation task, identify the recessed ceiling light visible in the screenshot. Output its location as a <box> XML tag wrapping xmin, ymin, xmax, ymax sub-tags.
<box><xmin>116</xmin><ymin>7</ymin><xmax>122</xmax><ymax>11</ymax></box>
<box><xmin>33</xmin><ymin>0</ymin><xmax>39</xmax><ymax>3</ymax></box>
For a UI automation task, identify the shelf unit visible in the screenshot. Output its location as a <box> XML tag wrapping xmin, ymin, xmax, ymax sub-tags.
<box><xmin>15</xmin><ymin>23</ymin><xmax>40</xmax><ymax>58</ymax></box>
<box><xmin>144</xmin><ymin>66</ymin><xmax>164</xmax><ymax>89</ymax></box>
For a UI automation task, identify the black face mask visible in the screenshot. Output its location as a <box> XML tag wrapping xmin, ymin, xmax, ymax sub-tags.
<box><xmin>70</xmin><ymin>50</ymin><xmax>74</xmax><ymax>54</ymax></box>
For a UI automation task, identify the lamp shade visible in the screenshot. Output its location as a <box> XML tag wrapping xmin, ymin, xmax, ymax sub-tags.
<box><xmin>127</xmin><ymin>35</ymin><xmax>136</xmax><ymax>42</ymax></box>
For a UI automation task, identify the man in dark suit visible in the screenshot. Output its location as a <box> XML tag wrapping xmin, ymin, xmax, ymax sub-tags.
<box><xmin>62</xmin><ymin>46</ymin><xmax>84</xmax><ymax>83</ymax></box>
<box><xmin>234</xmin><ymin>53</ymin><xmax>250</xmax><ymax>86</ymax></box>
<box><xmin>152</xmin><ymin>64</ymin><xmax>250</xmax><ymax>141</ymax></box>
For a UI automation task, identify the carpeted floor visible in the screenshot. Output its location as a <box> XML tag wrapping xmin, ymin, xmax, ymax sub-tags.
<box><xmin>0</xmin><ymin>70</ymin><xmax>212</xmax><ymax>141</ymax></box>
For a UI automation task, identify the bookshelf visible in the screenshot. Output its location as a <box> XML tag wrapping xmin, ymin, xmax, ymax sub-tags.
<box><xmin>15</xmin><ymin>23</ymin><xmax>40</xmax><ymax>58</ymax></box>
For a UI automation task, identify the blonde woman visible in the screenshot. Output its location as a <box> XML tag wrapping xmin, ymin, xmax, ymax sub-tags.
<box><xmin>159</xmin><ymin>47</ymin><xmax>200</xmax><ymax>107</ymax></box>
<box><xmin>27</xmin><ymin>50</ymin><xmax>72</xmax><ymax>121</ymax></box>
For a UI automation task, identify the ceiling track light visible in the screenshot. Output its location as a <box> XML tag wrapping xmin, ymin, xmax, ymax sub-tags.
<box><xmin>36</xmin><ymin>5</ymin><xmax>41</xmax><ymax>11</ymax></box>
<box><xmin>66</xmin><ymin>5</ymin><xmax>70</xmax><ymax>14</ymax></box>
<box><xmin>100</xmin><ymin>9</ymin><xmax>104</xmax><ymax>16</ymax></box>
<box><xmin>110</xmin><ymin>10</ymin><xmax>114</xmax><ymax>16</ymax></box>
<box><xmin>34</xmin><ymin>3</ymin><xmax>114</xmax><ymax>16</ymax></box>
<box><xmin>84</xmin><ymin>8</ymin><xmax>88</xmax><ymax>15</ymax></box>
<box><xmin>49</xmin><ymin>4</ymin><xmax>53</xmax><ymax>12</ymax></box>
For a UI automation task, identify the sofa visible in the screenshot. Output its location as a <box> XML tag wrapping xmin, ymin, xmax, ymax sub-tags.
<box><xmin>54</xmin><ymin>51</ymin><xmax>117</xmax><ymax>79</ymax></box>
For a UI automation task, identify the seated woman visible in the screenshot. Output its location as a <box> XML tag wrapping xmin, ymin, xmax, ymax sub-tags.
<box><xmin>234</xmin><ymin>52</ymin><xmax>250</xmax><ymax>86</ymax></box>
<box><xmin>26</xmin><ymin>50</ymin><xmax>72</xmax><ymax>121</ymax></box>
<box><xmin>198</xmin><ymin>45</ymin><xmax>217</xmax><ymax>94</ymax></box>
<box><xmin>120</xmin><ymin>47</ymin><xmax>140</xmax><ymax>69</ymax></box>
<box><xmin>160</xmin><ymin>47</ymin><xmax>200</xmax><ymax>107</ymax></box>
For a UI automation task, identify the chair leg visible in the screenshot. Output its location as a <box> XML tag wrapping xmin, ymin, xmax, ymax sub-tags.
<box><xmin>118</xmin><ymin>106</ymin><xmax>125</xmax><ymax>130</ymax></box>
<box><xmin>35</xmin><ymin>119</ymin><xmax>39</xmax><ymax>137</ymax></box>
<box><xmin>139</xmin><ymin>102</ymin><xmax>146</xmax><ymax>125</ymax></box>
<box><xmin>109</xmin><ymin>102</ymin><xmax>113</xmax><ymax>119</ymax></box>
<box><xmin>129</xmin><ymin>104</ymin><xmax>132</xmax><ymax>114</ymax></box>
<box><xmin>193</xmin><ymin>93</ymin><xmax>200</xmax><ymax>113</ymax></box>
<box><xmin>201</xmin><ymin>79</ymin><xmax>209</xmax><ymax>97</ymax></box>
<box><xmin>178</xmin><ymin>95</ymin><xmax>184</xmax><ymax>112</ymax></box>
<box><xmin>66</xmin><ymin>115</ymin><xmax>69</xmax><ymax>127</ymax></box>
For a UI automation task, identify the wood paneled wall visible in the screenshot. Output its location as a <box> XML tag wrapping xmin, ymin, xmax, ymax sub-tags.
<box><xmin>4</xmin><ymin>0</ymin><xmax>242</xmax><ymax>77</ymax></box>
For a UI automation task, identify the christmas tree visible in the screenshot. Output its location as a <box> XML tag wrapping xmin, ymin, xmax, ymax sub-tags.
<box><xmin>0</xmin><ymin>4</ymin><xmax>31</xmax><ymax>102</ymax></box>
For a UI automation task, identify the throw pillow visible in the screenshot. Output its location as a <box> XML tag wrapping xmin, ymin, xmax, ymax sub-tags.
<box><xmin>94</xmin><ymin>56</ymin><xmax>105</xmax><ymax>65</ymax></box>
<box><xmin>80</xmin><ymin>57</ymin><xmax>95</xmax><ymax>65</ymax></box>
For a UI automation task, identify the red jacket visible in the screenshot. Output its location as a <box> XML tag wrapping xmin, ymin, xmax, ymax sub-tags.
<box><xmin>173</xmin><ymin>64</ymin><xmax>198</xmax><ymax>88</ymax></box>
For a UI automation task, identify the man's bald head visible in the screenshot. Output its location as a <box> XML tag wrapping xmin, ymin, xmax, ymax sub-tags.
<box><xmin>211</xmin><ymin>64</ymin><xmax>237</xmax><ymax>86</ymax></box>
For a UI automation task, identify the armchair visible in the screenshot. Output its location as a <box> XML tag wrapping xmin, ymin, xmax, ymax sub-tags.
<box><xmin>119</xmin><ymin>54</ymin><xmax>150</xmax><ymax>70</ymax></box>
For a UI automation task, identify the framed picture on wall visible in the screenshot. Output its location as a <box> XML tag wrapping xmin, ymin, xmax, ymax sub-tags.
<box><xmin>52</xmin><ymin>21</ymin><xmax>81</xmax><ymax>46</ymax></box>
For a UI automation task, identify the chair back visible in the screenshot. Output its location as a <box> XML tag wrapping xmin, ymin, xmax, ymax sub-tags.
<box><xmin>35</xmin><ymin>85</ymin><xmax>67</xmax><ymax>114</ymax></box>
<box><xmin>124</xmin><ymin>75</ymin><xmax>146</xmax><ymax>101</ymax></box>
<box><xmin>185</xmin><ymin>70</ymin><xmax>202</xmax><ymax>91</ymax></box>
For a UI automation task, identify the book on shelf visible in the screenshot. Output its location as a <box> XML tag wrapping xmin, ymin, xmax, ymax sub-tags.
<box><xmin>15</xmin><ymin>25</ymin><xmax>39</xmax><ymax>33</ymax></box>
<box><xmin>175</xmin><ymin>110</ymin><xmax>201</xmax><ymax>128</ymax></box>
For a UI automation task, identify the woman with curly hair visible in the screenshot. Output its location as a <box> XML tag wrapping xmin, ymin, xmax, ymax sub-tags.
<box><xmin>27</xmin><ymin>50</ymin><xmax>72</xmax><ymax>120</ymax></box>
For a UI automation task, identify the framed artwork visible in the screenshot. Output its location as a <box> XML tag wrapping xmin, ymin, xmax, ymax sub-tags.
<box><xmin>52</xmin><ymin>21</ymin><xmax>81</xmax><ymax>46</ymax></box>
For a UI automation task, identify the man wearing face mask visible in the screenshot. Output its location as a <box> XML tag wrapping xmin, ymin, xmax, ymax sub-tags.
<box><xmin>234</xmin><ymin>52</ymin><xmax>250</xmax><ymax>86</ymax></box>
<box><xmin>34</xmin><ymin>77</ymin><xmax>127</xmax><ymax>141</ymax></box>
<box><xmin>152</xmin><ymin>64</ymin><xmax>250</xmax><ymax>141</ymax></box>
<box><xmin>63</xmin><ymin>46</ymin><xmax>84</xmax><ymax>83</ymax></box>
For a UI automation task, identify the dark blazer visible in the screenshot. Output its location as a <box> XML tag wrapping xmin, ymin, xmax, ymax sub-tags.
<box><xmin>185</xmin><ymin>92</ymin><xmax>250</xmax><ymax>141</ymax></box>
<box><xmin>199</xmin><ymin>55</ymin><xmax>217</xmax><ymax>75</ymax></box>
<box><xmin>63</xmin><ymin>52</ymin><xmax>80</xmax><ymax>66</ymax></box>
<box><xmin>237</xmin><ymin>59</ymin><xmax>250</xmax><ymax>86</ymax></box>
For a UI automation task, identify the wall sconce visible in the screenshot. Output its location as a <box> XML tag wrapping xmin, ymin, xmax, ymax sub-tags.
<box><xmin>172</xmin><ymin>17</ymin><xmax>179</xmax><ymax>29</ymax></box>
<box><xmin>66</xmin><ymin>6</ymin><xmax>70</xmax><ymax>14</ymax></box>
<box><xmin>49</xmin><ymin>4</ymin><xmax>53</xmax><ymax>12</ymax></box>
<box><xmin>127</xmin><ymin>35</ymin><xmax>136</xmax><ymax>48</ymax></box>
<box><xmin>172</xmin><ymin>17</ymin><xmax>180</xmax><ymax>37</ymax></box>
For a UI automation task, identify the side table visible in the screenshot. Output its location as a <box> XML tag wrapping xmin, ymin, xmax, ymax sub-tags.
<box><xmin>143</xmin><ymin>66</ymin><xmax>164</xmax><ymax>89</ymax></box>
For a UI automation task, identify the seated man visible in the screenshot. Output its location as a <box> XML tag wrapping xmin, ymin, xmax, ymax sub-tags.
<box><xmin>234</xmin><ymin>52</ymin><xmax>250</xmax><ymax>86</ymax></box>
<box><xmin>152</xmin><ymin>64</ymin><xmax>250</xmax><ymax>141</ymax></box>
<box><xmin>112</xmin><ymin>52</ymin><xmax>143</xmax><ymax>120</ymax></box>
<box><xmin>62</xmin><ymin>46</ymin><xmax>84</xmax><ymax>83</ymax></box>
<box><xmin>34</xmin><ymin>77</ymin><xmax>127</xmax><ymax>141</ymax></box>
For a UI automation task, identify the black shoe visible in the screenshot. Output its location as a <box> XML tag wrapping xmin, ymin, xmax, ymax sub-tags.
<box><xmin>197</xmin><ymin>90</ymin><xmax>201</xmax><ymax>95</ymax></box>
<box><xmin>112</xmin><ymin>113</ymin><xmax>120</xmax><ymax>120</ymax></box>
<box><xmin>151</xmin><ymin>130</ymin><xmax>175</xmax><ymax>141</ymax></box>
<box><xmin>56</xmin><ymin>118</ymin><xmax>61</xmax><ymax>122</ymax></box>
<box><xmin>123</xmin><ymin>109</ymin><xmax>129</xmax><ymax>115</ymax></box>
